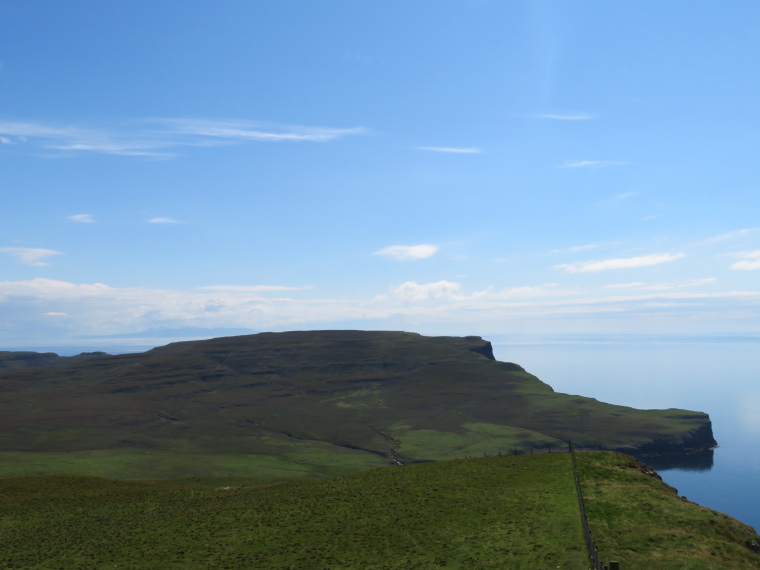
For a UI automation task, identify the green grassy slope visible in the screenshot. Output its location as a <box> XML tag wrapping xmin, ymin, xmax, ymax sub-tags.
<box><xmin>578</xmin><ymin>452</ymin><xmax>760</xmax><ymax>569</ymax></box>
<box><xmin>1</xmin><ymin>453</ymin><xmax>756</xmax><ymax>569</ymax></box>
<box><xmin>0</xmin><ymin>331</ymin><xmax>715</xmax><ymax>479</ymax></box>
<box><xmin>0</xmin><ymin>454</ymin><xmax>588</xmax><ymax>569</ymax></box>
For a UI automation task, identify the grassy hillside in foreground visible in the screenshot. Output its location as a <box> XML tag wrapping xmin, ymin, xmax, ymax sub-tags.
<box><xmin>0</xmin><ymin>454</ymin><xmax>587</xmax><ymax>569</ymax></box>
<box><xmin>1</xmin><ymin>453</ymin><xmax>758</xmax><ymax>569</ymax></box>
<box><xmin>578</xmin><ymin>452</ymin><xmax>760</xmax><ymax>569</ymax></box>
<box><xmin>0</xmin><ymin>331</ymin><xmax>715</xmax><ymax>479</ymax></box>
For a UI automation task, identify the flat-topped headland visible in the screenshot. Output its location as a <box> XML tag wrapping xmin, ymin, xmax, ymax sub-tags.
<box><xmin>0</xmin><ymin>330</ymin><xmax>716</xmax><ymax>478</ymax></box>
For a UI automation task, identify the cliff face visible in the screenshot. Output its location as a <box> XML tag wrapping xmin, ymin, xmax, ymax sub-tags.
<box><xmin>0</xmin><ymin>331</ymin><xmax>715</xmax><ymax>474</ymax></box>
<box><xmin>626</xmin><ymin>418</ymin><xmax>718</xmax><ymax>456</ymax></box>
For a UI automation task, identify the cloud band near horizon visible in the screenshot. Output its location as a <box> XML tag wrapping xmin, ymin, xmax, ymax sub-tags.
<box><xmin>556</xmin><ymin>253</ymin><xmax>686</xmax><ymax>273</ymax></box>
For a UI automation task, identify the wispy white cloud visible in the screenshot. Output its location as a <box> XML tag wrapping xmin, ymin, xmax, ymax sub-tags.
<box><xmin>595</xmin><ymin>192</ymin><xmax>639</xmax><ymax>207</ymax></box>
<box><xmin>487</xmin><ymin>283</ymin><xmax>581</xmax><ymax>300</ymax></box>
<box><xmin>729</xmin><ymin>251</ymin><xmax>760</xmax><ymax>271</ymax></box>
<box><xmin>706</xmin><ymin>228</ymin><xmax>759</xmax><ymax>243</ymax></box>
<box><xmin>549</xmin><ymin>244</ymin><xmax>598</xmax><ymax>254</ymax></box>
<box><xmin>536</xmin><ymin>113</ymin><xmax>597</xmax><ymax>121</ymax></box>
<box><xmin>604</xmin><ymin>282</ymin><xmax>647</xmax><ymax>290</ymax></box>
<box><xmin>677</xmin><ymin>277</ymin><xmax>716</xmax><ymax>287</ymax></box>
<box><xmin>2</xmin><ymin>278</ymin><xmax>759</xmax><ymax>341</ymax></box>
<box><xmin>392</xmin><ymin>280</ymin><xmax>463</xmax><ymax>302</ymax></box>
<box><xmin>147</xmin><ymin>217</ymin><xmax>179</xmax><ymax>224</ymax></box>
<box><xmin>415</xmin><ymin>146</ymin><xmax>481</xmax><ymax>154</ymax></box>
<box><xmin>157</xmin><ymin>118</ymin><xmax>366</xmax><ymax>143</ymax></box>
<box><xmin>68</xmin><ymin>214</ymin><xmax>95</xmax><ymax>223</ymax></box>
<box><xmin>197</xmin><ymin>285</ymin><xmax>312</xmax><ymax>292</ymax></box>
<box><xmin>374</xmin><ymin>244</ymin><xmax>439</xmax><ymax>261</ymax></box>
<box><xmin>0</xmin><ymin>136</ymin><xmax>13</xmax><ymax>144</ymax></box>
<box><xmin>558</xmin><ymin>160</ymin><xmax>623</xmax><ymax>168</ymax></box>
<box><xmin>556</xmin><ymin>252</ymin><xmax>686</xmax><ymax>273</ymax></box>
<box><xmin>605</xmin><ymin>278</ymin><xmax>715</xmax><ymax>291</ymax></box>
<box><xmin>387</xmin><ymin>282</ymin><xmax>578</xmax><ymax>303</ymax></box>
<box><xmin>0</xmin><ymin>278</ymin><xmax>370</xmax><ymax>338</ymax></box>
<box><xmin>642</xmin><ymin>214</ymin><xmax>663</xmax><ymax>220</ymax></box>
<box><xmin>0</xmin><ymin>121</ymin><xmax>174</xmax><ymax>158</ymax></box>
<box><xmin>0</xmin><ymin>118</ymin><xmax>365</xmax><ymax>158</ymax></box>
<box><xmin>0</xmin><ymin>247</ymin><xmax>62</xmax><ymax>266</ymax></box>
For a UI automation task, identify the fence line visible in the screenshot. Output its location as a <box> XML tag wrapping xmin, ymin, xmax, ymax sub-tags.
<box><xmin>470</xmin><ymin>445</ymin><xmax>618</xmax><ymax>568</ymax></box>
<box><xmin>569</xmin><ymin>441</ymin><xmax>606</xmax><ymax>570</ymax></box>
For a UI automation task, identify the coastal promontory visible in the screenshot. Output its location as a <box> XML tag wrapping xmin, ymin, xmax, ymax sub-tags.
<box><xmin>0</xmin><ymin>330</ymin><xmax>716</xmax><ymax>478</ymax></box>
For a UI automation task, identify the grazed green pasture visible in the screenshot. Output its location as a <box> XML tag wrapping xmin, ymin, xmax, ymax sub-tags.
<box><xmin>0</xmin><ymin>447</ymin><xmax>387</xmax><ymax>480</ymax></box>
<box><xmin>389</xmin><ymin>421</ymin><xmax>564</xmax><ymax>461</ymax></box>
<box><xmin>0</xmin><ymin>454</ymin><xmax>587</xmax><ymax>569</ymax></box>
<box><xmin>578</xmin><ymin>452</ymin><xmax>760</xmax><ymax>569</ymax></box>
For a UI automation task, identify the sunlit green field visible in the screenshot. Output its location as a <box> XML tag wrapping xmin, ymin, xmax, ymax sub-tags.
<box><xmin>0</xmin><ymin>454</ymin><xmax>587</xmax><ymax>569</ymax></box>
<box><xmin>2</xmin><ymin>452</ymin><xmax>757</xmax><ymax>569</ymax></box>
<box><xmin>0</xmin><ymin>448</ymin><xmax>387</xmax><ymax>480</ymax></box>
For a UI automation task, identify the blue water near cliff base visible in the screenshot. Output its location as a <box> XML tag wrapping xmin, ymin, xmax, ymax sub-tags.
<box><xmin>490</xmin><ymin>334</ymin><xmax>760</xmax><ymax>532</ymax></box>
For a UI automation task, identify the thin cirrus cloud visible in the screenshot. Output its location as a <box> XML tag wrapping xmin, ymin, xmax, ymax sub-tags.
<box><xmin>415</xmin><ymin>146</ymin><xmax>482</xmax><ymax>154</ymax></box>
<box><xmin>729</xmin><ymin>251</ymin><xmax>760</xmax><ymax>271</ymax></box>
<box><xmin>0</xmin><ymin>247</ymin><xmax>62</xmax><ymax>266</ymax></box>
<box><xmin>549</xmin><ymin>244</ymin><xmax>598</xmax><ymax>254</ymax></box>
<box><xmin>605</xmin><ymin>278</ymin><xmax>716</xmax><ymax>291</ymax></box>
<box><xmin>536</xmin><ymin>113</ymin><xmax>597</xmax><ymax>121</ymax></box>
<box><xmin>197</xmin><ymin>285</ymin><xmax>313</xmax><ymax>292</ymax></box>
<box><xmin>157</xmin><ymin>118</ymin><xmax>366</xmax><ymax>143</ymax></box>
<box><xmin>391</xmin><ymin>280</ymin><xmax>463</xmax><ymax>301</ymax></box>
<box><xmin>386</xmin><ymin>282</ymin><xmax>577</xmax><ymax>303</ymax></box>
<box><xmin>3</xmin><ymin>277</ymin><xmax>760</xmax><ymax>339</ymax></box>
<box><xmin>558</xmin><ymin>160</ymin><xmax>624</xmax><ymax>168</ymax></box>
<box><xmin>706</xmin><ymin>228</ymin><xmax>759</xmax><ymax>243</ymax></box>
<box><xmin>556</xmin><ymin>252</ymin><xmax>686</xmax><ymax>273</ymax></box>
<box><xmin>374</xmin><ymin>244</ymin><xmax>439</xmax><ymax>261</ymax></box>
<box><xmin>0</xmin><ymin>121</ymin><xmax>174</xmax><ymax>157</ymax></box>
<box><xmin>0</xmin><ymin>118</ymin><xmax>365</xmax><ymax>158</ymax></box>
<box><xmin>68</xmin><ymin>214</ymin><xmax>95</xmax><ymax>223</ymax></box>
<box><xmin>147</xmin><ymin>217</ymin><xmax>179</xmax><ymax>224</ymax></box>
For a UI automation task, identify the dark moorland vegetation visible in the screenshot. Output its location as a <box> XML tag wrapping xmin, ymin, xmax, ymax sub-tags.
<box><xmin>0</xmin><ymin>331</ymin><xmax>715</xmax><ymax>479</ymax></box>
<box><xmin>1</xmin><ymin>453</ymin><xmax>757</xmax><ymax>569</ymax></box>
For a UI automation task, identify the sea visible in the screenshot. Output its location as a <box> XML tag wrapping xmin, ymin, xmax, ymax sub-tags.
<box><xmin>7</xmin><ymin>333</ymin><xmax>760</xmax><ymax>532</ymax></box>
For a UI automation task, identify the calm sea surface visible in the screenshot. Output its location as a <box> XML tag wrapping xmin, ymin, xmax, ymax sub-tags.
<box><xmin>10</xmin><ymin>334</ymin><xmax>760</xmax><ymax>531</ymax></box>
<box><xmin>490</xmin><ymin>334</ymin><xmax>760</xmax><ymax>532</ymax></box>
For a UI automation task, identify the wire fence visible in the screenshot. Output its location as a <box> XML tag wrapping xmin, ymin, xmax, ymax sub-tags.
<box><xmin>470</xmin><ymin>443</ymin><xmax>619</xmax><ymax>569</ymax></box>
<box><xmin>465</xmin><ymin>442</ymin><xmax>607</xmax><ymax>458</ymax></box>
<box><xmin>569</xmin><ymin>441</ymin><xmax>606</xmax><ymax>570</ymax></box>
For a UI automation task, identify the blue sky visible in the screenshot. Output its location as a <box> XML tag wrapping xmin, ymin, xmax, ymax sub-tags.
<box><xmin>2</xmin><ymin>1</ymin><xmax>759</xmax><ymax>345</ymax></box>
